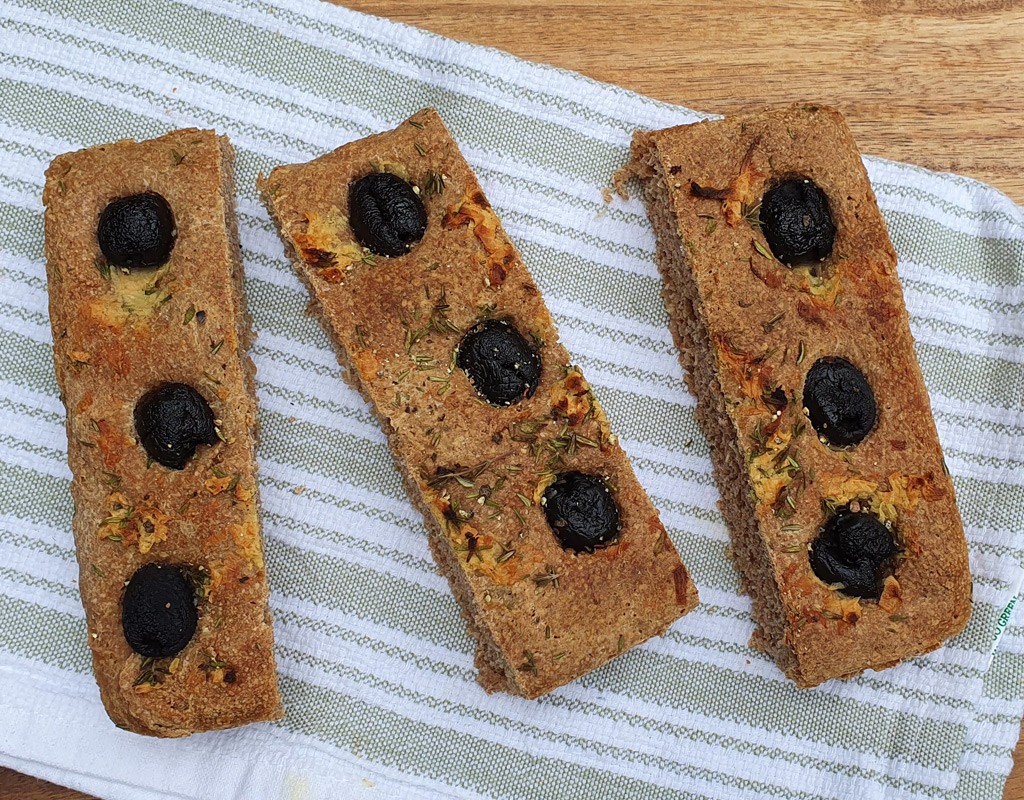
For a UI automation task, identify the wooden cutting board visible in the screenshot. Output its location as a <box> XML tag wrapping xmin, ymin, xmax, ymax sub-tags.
<box><xmin>3</xmin><ymin>1</ymin><xmax>1022</xmax><ymax>798</ymax></box>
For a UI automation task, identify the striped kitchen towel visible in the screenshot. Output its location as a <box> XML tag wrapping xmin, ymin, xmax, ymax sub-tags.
<box><xmin>1</xmin><ymin>1</ymin><xmax>1023</xmax><ymax>798</ymax></box>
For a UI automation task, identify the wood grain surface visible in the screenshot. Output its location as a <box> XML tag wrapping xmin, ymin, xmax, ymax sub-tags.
<box><xmin>0</xmin><ymin>769</ymin><xmax>95</xmax><ymax>800</ymax></box>
<box><xmin>4</xmin><ymin>1</ymin><xmax>1022</xmax><ymax>798</ymax></box>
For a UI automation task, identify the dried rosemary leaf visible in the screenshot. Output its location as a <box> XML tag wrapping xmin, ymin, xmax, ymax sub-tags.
<box><xmin>532</xmin><ymin>567</ymin><xmax>560</xmax><ymax>589</ymax></box>
<box><xmin>425</xmin><ymin>172</ymin><xmax>446</xmax><ymax>195</ymax></box>
<box><xmin>518</xmin><ymin>650</ymin><xmax>537</xmax><ymax>674</ymax></box>
<box><xmin>762</xmin><ymin>312</ymin><xmax>784</xmax><ymax>333</ymax></box>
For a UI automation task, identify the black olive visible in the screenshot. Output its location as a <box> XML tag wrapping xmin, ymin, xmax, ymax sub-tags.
<box><xmin>134</xmin><ymin>383</ymin><xmax>218</xmax><ymax>470</ymax></box>
<box><xmin>122</xmin><ymin>563</ymin><xmax>198</xmax><ymax>658</ymax></box>
<box><xmin>97</xmin><ymin>192</ymin><xmax>176</xmax><ymax>270</ymax></box>
<box><xmin>542</xmin><ymin>472</ymin><xmax>621</xmax><ymax>553</ymax></box>
<box><xmin>348</xmin><ymin>172</ymin><xmax>427</xmax><ymax>257</ymax></box>
<box><xmin>803</xmin><ymin>356</ymin><xmax>877</xmax><ymax>447</ymax></box>
<box><xmin>809</xmin><ymin>507</ymin><xmax>899</xmax><ymax>599</ymax></box>
<box><xmin>760</xmin><ymin>178</ymin><xmax>836</xmax><ymax>266</ymax></box>
<box><xmin>456</xmin><ymin>319</ymin><xmax>542</xmax><ymax>406</ymax></box>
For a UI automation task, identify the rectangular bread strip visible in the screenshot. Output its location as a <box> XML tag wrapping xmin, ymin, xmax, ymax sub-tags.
<box><xmin>43</xmin><ymin>129</ymin><xmax>282</xmax><ymax>735</ymax></box>
<box><xmin>630</xmin><ymin>105</ymin><xmax>971</xmax><ymax>686</ymax></box>
<box><xmin>259</xmin><ymin>108</ymin><xmax>698</xmax><ymax>699</ymax></box>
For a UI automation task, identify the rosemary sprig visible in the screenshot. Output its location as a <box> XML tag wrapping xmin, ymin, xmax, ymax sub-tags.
<box><xmin>425</xmin><ymin>172</ymin><xmax>446</xmax><ymax>194</ymax></box>
<box><xmin>532</xmin><ymin>566</ymin><xmax>560</xmax><ymax>589</ymax></box>
<box><xmin>495</xmin><ymin>546</ymin><xmax>516</xmax><ymax>565</ymax></box>
<box><xmin>750</xmin><ymin>419</ymin><xmax>768</xmax><ymax>456</ymax></box>
<box><xmin>518</xmin><ymin>650</ymin><xmax>537</xmax><ymax>674</ymax></box>
<box><xmin>743</xmin><ymin>202</ymin><xmax>762</xmax><ymax>230</ymax></box>
<box><xmin>428</xmin><ymin>461</ymin><xmax>492</xmax><ymax>489</ymax></box>
<box><xmin>762</xmin><ymin>312</ymin><xmax>784</xmax><ymax>333</ymax></box>
<box><xmin>754</xmin><ymin>240</ymin><xmax>774</xmax><ymax>261</ymax></box>
<box><xmin>134</xmin><ymin>655</ymin><xmax>175</xmax><ymax>688</ymax></box>
<box><xmin>406</xmin><ymin>284</ymin><xmax>459</xmax><ymax>352</ymax></box>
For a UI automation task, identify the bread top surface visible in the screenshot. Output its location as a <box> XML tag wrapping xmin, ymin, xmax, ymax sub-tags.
<box><xmin>44</xmin><ymin>129</ymin><xmax>281</xmax><ymax>735</ymax></box>
<box><xmin>633</xmin><ymin>106</ymin><xmax>971</xmax><ymax>684</ymax></box>
<box><xmin>261</xmin><ymin>108</ymin><xmax>698</xmax><ymax>697</ymax></box>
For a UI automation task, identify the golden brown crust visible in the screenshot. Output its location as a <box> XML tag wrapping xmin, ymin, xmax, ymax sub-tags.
<box><xmin>259</xmin><ymin>108</ymin><xmax>698</xmax><ymax>699</ymax></box>
<box><xmin>43</xmin><ymin>129</ymin><xmax>282</xmax><ymax>735</ymax></box>
<box><xmin>631</xmin><ymin>105</ymin><xmax>971</xmax><ymax>687</ymax></box>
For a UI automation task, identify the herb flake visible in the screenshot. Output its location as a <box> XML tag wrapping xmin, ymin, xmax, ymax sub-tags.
<box><xmin>762</xmin><ymin>312</ymin><xmax>784</xmax><ymax>333</ymax></box>
<box><xmin>532</xmin><ymin>567</ymin><xmax>560</xmax><ymax>589</ymax></box>
<box><xmin>425</xmin><ymin>172</ymin><xmax>446</xmax><ymax>196</ymax></box>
